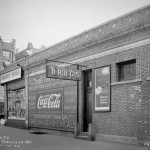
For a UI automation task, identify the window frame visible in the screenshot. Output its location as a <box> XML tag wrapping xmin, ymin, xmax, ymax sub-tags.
<box><xmin>117</xmin><ymin>59</ymin><xmax>136</xmax><ymax>82</ymax></box>
<box><xmin>3</xmin><ymin>50</ymin><xmax>11</xmax><ymax>60</ymax></box>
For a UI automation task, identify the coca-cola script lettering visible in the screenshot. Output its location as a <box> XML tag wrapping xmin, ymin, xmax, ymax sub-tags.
<box><xmin>36</xmin><ymin>89</ymin><xmax>63</xmax><ymax>113</ymax></box>
<box><xmin>37</xmin><ymin>93</ymin><xmax>61</xmax><ymax>109</ymax></box>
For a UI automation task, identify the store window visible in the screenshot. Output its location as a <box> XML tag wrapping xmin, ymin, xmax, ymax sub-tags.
<box><xmin>8</xmin><ymin>88</ymin><xmax>25</xmax><ymax>120</ymax></box>
<box><xmin>117</xmin><ymin>59</ymin><xmax>136</xmax><ymax>81</ymax></box>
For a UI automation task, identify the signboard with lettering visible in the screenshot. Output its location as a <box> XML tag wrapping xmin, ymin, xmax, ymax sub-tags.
<box><xmin>29</xmin><ymin>114</ymin><xmax>76</xmax><ymax>131</ymax></box>
<box><xmin>36</xmin><ymin>89</ymin><xmax>63</xmax><ymax>113</ymax></box>
<box><xmin>95</xmin><ymin>66</ymin><xmax>111</xmax><ymax>112</ymax></box>
<box><xmin>46</xmin><ymin>65</ymin><xmax>81</xmax><ymax>81</ymax></box>
<box><xmin>0</xmin><ymin>67</ymin><xmax>22</xmax><ymax>84</ymax></box>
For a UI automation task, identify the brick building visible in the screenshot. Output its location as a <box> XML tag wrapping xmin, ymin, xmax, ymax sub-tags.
<box><xmin>1</xmin><ymin>4</ymin><xmax>150</xmax><ymax>147</ymax></box>
<box><xmin>0</xmin><ymin>37</ymin><xmax>16</xmax><ymax>103</ymax></box>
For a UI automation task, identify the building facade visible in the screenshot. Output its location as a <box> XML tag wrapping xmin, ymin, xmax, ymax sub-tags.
<box><xmin>1</xmin><ymin>4</ymin><xmax>150</xmax><ymax>147</ymax></box>
<box><xmin>0</xmin><ymin>37</ymin><xmax>16</xmax><ymax>118</ymax></box>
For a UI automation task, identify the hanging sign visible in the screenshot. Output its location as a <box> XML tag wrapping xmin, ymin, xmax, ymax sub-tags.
<box><xmin>0</xmin><ymin>67</ymin><xmax>22</xmax><ymax>84</ymax></box>
<box><xmin>46</xmin><ymin>65</ymin><xmax>81</xmax><ymax>81</ymax></box>
<box><xmin>95</xmin><ymin>66</ymin><xmax>111</xmax><ymax>112</ymax></box>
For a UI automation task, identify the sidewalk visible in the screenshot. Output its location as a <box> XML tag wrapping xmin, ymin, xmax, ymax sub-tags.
<box><xmin>0</xmin><ymin>126</ymin><xmax>148</xmax><ymax>150</ymax></box>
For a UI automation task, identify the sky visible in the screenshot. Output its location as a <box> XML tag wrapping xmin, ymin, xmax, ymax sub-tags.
<box><xmin>0</xmin><ymin>0</ymin><xmax>150</xmax><ymax>52</ymax></box>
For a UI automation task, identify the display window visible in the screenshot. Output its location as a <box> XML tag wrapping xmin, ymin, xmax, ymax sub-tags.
<box><xmin>8</xmin><ymin>88</ymin><xmax>25</xmax><ymax>120</ymax></box>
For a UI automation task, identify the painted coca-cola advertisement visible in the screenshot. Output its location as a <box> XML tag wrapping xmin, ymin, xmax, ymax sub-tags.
<box><xmin>36</xmin><ymin>89</ymin><xmax>63</xmax><ymax>113</ymax></box>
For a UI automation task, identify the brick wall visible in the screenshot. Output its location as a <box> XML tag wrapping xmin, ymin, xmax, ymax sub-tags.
<box><xmin>76</xmin><ymin>43</ymin><xmax>149</xmax><ymax>141</ymax></box>
<box><xmin>25</xmin><ymin>6</ymin><xmax>150</xmax><ymax>141</ymax></box>
<box><xmin>94</xmin><ymin>82</ymin><xmax>141</xmax><ymax>137</ymax></box>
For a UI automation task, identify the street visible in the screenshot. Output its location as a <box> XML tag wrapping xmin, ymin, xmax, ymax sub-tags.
<box><xmin>0</xmin><ymin>126</ymin><xmax>148</xmax><ymax>150</ymax></box>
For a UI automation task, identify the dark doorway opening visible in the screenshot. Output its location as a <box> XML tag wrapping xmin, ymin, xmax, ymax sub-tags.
<box><xmin>83</xmin><ymin>69</ymin><xmax>92</xmax><ymax>132</ymax></box>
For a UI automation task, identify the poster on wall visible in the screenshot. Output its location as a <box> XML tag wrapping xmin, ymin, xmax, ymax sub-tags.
<box><xmin>95</xmin><ymin>66</ymin><xmax>111</xmax><ymax>112</ymax></box>
<box><xmin>36</xmin><ymin>88</ymin><xmax>63</xmax><ymax>113</ymax></box>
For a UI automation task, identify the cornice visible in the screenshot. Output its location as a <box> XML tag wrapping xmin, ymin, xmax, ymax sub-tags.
<box><xmin>25</xmin><ymin>20</ymin><xmax>150</xmax><ymax>70</ymax></box>
<box><xmin>46</xmin><ymin>21</ymin><xmax>150</xmax><ymax>61</ymax></box>
<box><xmin>29</xmin><ymin>8</ymin><xmax>150</xmax><ymax>63</ymax></box>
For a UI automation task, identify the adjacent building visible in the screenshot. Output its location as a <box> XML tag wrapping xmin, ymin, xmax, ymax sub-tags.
<box><xmin>1</xmin><ymin>4</ymin><xmax>150</xmax><ymax>147</ymax></box>
<box><xmin>0</xmin><ymin>37</ymin><xmax>16</xmax><ymax>119</ymax></box>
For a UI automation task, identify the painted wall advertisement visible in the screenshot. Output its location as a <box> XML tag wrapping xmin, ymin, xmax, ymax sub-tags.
<box><xmin>36</xmin><ymin>89</ymin><xmax>63</xmax><ymax>113</ymax></box>
<box><xmin>28</xmin><ymin>85</ymin><xmax>77</xmax><ymax>130</ymax></box>
<box><xmin>95</xmin><ymin>66</ymin><xmax>111</xmax><ymax>111</ymax></box>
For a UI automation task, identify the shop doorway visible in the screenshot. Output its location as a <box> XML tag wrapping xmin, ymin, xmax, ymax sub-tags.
<box><xmin>83</xmin><ymin>69</ymin><xmax>92</xmax><ymax>132</ymax></box>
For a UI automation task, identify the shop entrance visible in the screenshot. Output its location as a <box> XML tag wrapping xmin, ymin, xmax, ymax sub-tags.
<box><xmin>83</xmin><ymin>69</ymin><xmax>92</xmax><ymax>132</ymax></box>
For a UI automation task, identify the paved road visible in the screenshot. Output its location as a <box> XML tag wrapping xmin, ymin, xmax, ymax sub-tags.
<box><xmin>0</xmin><ymin>125</ymin><xmax>148</xmax><ymax>150</ymax></box>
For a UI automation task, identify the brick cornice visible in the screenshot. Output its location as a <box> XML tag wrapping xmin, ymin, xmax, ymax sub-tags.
<box><xmin>26</xmin><ymin>23</ymin><xmax>150</xmax><ymax>70</ymax></box>
<box><xmin>50</xmin><ymin>22</ymin><xmax>150</xmax><ymax>61</ymax></box>
<box><xmin>29</xmin><ymin>19</ymin><xmax>150</xmax><ymax>65</ymax></box>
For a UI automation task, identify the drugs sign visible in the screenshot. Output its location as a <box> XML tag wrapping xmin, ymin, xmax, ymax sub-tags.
<box><xmin>46</xmin><ymin>65</ymin><xmax>81</xmax><ymax>81</ymax></box>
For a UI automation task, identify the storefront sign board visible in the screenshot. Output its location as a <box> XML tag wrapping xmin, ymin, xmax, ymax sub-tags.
<box><xmin>46</xmin><ymin>65</ymin><xmax>81</xmax><ymax>81</ymax></box>
<box><xmin>0</xmin><ymin>67</ymin><xmax>22</xmax><ymax>84</ymax></box>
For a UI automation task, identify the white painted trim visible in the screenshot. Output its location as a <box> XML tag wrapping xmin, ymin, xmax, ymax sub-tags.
<box><xmin>29</xmin><ymin>69</ymin><xmax>45</xmax><ymax>77</ymax></box>
<box><xmin>111</xmin><ymin>79</ymin><xmax>142</xmax><ymax>86</ymax></box>
<box><xmin>95</xmin><ymin>107</ymin><xmax>110</xmax><ymax>111</ymax></box>
<box><xmin>68</xmin><ymin>38</ymin><xmax>150</xmax><ymax>65</ymax></box>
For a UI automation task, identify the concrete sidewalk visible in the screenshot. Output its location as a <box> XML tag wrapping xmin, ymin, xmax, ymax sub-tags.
<box><xmin>0</xmin><ymin>126</ymin><xmax>148</xmax><ymax>150</ymax></box>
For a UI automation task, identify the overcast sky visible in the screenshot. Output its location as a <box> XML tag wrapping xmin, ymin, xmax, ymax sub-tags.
<box><xmin>0</xmin><ymin>0</ymin><xmax>150</xmax><ymax>51</ymax></box>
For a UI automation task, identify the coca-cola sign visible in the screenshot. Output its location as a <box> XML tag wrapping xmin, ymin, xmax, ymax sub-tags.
<box><xmin>36</xmin><ymin>89</ymin><xmax>63</xmax><ymax>113</ymax></box>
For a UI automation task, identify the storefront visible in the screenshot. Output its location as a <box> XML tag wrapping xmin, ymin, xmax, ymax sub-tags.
<box><xmin>7</xmin><ymin>88</ymin><xmax>25</xmax><ymax>120</ymax></box>
<box><xmin>27</xmin><ymin>64</ymin><xmax>80</xmax><ymax>132</ymax></box>
<box><xmin>1</xmin><ymin>5</ymin><xmax>150</xmax><ymax>147</ymax></box>
<box><xmin>0</xmin><ymin>67</ymin><xmax>26</xmax><ymax>128</ymax></box>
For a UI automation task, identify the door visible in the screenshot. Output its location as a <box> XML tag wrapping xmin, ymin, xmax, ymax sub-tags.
<box><xmin>83</xmin><ymin>70</ymin><xmax>92</xmax><ymax>132</ymax></box>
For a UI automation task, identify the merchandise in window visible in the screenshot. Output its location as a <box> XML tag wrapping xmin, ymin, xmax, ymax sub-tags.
<box><xmin>8</xmin><ymin>89</ymin><xmax>25</xmax><ymax>120</ymax></box>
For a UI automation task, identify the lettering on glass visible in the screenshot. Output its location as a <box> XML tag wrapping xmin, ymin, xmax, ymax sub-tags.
<box><xmin>36</xmin><ymin>89</ymin><xmax>63</xmax><ymax>113</ymax></box>
<box><xmin>95</xmin><ymin>66</ymin><xmax>111</xmax><ymax>112</ymax></box>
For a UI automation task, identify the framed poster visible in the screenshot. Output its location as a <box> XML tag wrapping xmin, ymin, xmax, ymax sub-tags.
<box><xmin>95</xmin><ymin>66</ymin><xmax>111</xmax><ymax>112</ymax></box>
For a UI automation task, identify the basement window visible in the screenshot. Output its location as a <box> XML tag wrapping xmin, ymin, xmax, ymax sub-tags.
<box><xmin>117</xmin><ymin>59</ymin><xmax>136</xmax><ymax>82</ymax></box>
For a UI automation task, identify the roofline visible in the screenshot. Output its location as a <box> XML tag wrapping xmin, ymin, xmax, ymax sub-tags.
<box><xmin>44</xmin><ymin>4</ymin><xmax>150</xmax><ymax>49</ymax></box>
<box><xmin>28</xmin><ymin>4</ymin><xmax>150</xmax><ymax>60</ymax></box>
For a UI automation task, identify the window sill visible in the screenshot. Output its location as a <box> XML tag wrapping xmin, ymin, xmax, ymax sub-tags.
<box><xmin>111</xmin><ymin>79</ymin><xmax>142</xmax><ymax>86</ymax></box>
<box><xmin>146</xmin><ymin>77</ymin><xmax>150</xmax><ymax>80</ymax></box>
<box><xmin>8</xmin><ymin>118</ymin><xmax>25</xmax><ymax>120</ymax></box>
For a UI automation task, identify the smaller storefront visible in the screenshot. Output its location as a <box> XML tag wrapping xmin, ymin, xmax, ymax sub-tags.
<box><xmin>0</xmin><ymin>67</ymin><xmax>26</xmax><ymax>129</ymax></box>
<box><xmin>7</xmin><ymin>88</ymin><xmax>25</xmax><ymax>120</ymax></box>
